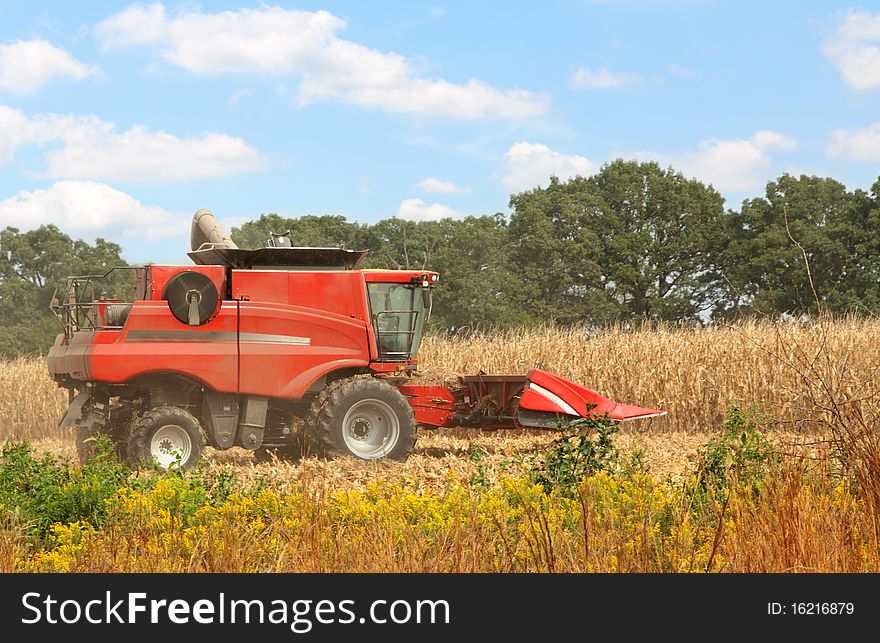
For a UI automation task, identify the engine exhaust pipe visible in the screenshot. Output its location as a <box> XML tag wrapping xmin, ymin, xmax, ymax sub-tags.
<box><xmin>190</xmin><ymin>208</ymin><xmax>238</xmax><ymax>251</ymax></box>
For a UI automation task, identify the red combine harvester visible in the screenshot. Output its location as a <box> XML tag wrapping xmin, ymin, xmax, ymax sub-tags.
<box><xmin>47</xmin><ymin>210</ymin><xmax>664</xmax><ymax>469</ymax></box>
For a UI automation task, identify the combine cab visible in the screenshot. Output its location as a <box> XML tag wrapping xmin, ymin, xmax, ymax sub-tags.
<box><xmin>48</xmin><ymin>210</ymin><xmax>664</xmax><ymax>469</ymax></box>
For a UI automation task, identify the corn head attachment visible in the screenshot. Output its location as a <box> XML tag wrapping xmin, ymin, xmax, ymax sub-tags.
<box><xmin>399</xmin><ymin>368</ymin><xmax>665</xmax><ymax>431</ymax></box>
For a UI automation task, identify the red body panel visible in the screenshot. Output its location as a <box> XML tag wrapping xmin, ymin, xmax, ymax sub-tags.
<box><xmin>89</xmin><ymin>301</ymin><xmax>239</xmax><ymax>391</ymax></box>
<box><xmin>238</xmin><ymin>300</ymin><xmax>370</xmax><ymax>398</ymax></box>
<box><xmin>50</xmin><ymin>265</ymin><xmax>434</xmax><ymax>400</ymax></box>
<box><xmin>234</xmin><ymin>270</ymin><xmax>373</xmax><ymax>397</ymax></box>
<box><xmin>397</xmin><ymin>383</ymin><xmax>456</xmax><ymax>426</ymax></box>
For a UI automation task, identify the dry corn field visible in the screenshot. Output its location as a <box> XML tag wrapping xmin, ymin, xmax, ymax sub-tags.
<box><xmin>3</xmin><ymin>317</ymin><xmax>880</xmax><ymax>479</ymax></box>
<box><xmin>419</xmin><ymin>317</ymin><xmax>880</xmax><ymax>434</ymax></box>
<box><xmin>2</xmin><ymin>318</ymin><xmax>880</xmax><ymax>572</ymax></box>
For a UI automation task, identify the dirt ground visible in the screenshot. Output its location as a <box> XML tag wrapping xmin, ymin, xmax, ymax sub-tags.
<box><xmin>27</xmin><ymin>424</ymin><xmax>825</xmax><ymax>493</ymax></box>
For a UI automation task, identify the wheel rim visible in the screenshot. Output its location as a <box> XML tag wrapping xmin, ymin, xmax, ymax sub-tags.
<box><xmin>341</xmin><ymin>398</ymin><xmax>400</xmax><ymax>459</ymax></box>
<box><xmin>150</xmin><ymin>424</ymin><xmax>192</xmax><ymax>469</ymax></box>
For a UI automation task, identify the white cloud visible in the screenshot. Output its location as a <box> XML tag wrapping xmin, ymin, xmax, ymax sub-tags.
<box><xmin>571</xmin><ymin>66</ymin><xmax>641</xmax><ymax>88</ymax></box>
<box><xmin>397</xmin><ymin>198</ymin><xmax>462</xmax><ymax>221</ymax></box>
<box><xmin>95</xmin><ymin>4</ymin><xmax>548</xmax><ymax>119</ymax></box>
<box><xmin>751</xmin><ymin>130</ymin><xmax>798</xmax><ymax>150</ymax></box>
<box><xmin>500</xmin><ymin>141</ymin><xmax>598</xmax><ymax>192</ymax></box>
<box><xmin>666</xmin><ymin>63</ymin><xmax>697</xmax><ymax>79</ymax></box>
<box><xmin>0</xmin><ymin>181</ymin><xmax>187</xmax><ymax>239</ymax></box>
<box><xmin>823</xmin><ymin>10</ymin><xmax>880</xmax><ymax>90</ymax></box>
<box><xmin>0</xmin><ymin>105</ymin><xmax>31</xmax><ymax>163</ymax></box>
<box><xmin>94</xmin><ymin>3</ymin><xmax>168</xmax><ymax>49</ymax></box>
<box><xmin>826</xmin><ymin>122</ymin><xmax>880</xmax><ymax>160</ymax></box>
<box><xmin>633</xmin><ymin>131</ymin><xmax>798</xmax><ymax>193</ymax></box>
<box><xmin>0</xmin><ymin>104</ymin><xmax>264</xmax><ymax>181</ymax></box>
<box><xmin>227</xmin><ymin>87</ymin><xmax>254</xmax><ymax>108</ymax></box>
<box><xmin>0</xmin><ymin>39</ymin><xmax>98</xmax><ymax>94</ymax></box>
<box><xmin>417</xmin><ymin>177</ymin><xmax>470</xmax><ymax>195</ymax></box>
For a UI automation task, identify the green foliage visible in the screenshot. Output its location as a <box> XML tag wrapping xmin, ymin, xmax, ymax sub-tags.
<box><xmin>531</xmin><ymin>411</ymin><xmax>620</xmax><ymax>496</ymax></box>
<box><xmin>0</xmin><ymin>225</ymin><xmax>128</xmax><ymax>357</ymax></box>
<box><xmin>695</xmin><ymin>402</ymin><xmax>777</xmax><ymax>492</ymax></box>
<box><xmin>0</xmin><ymin>437</ymin><xmax>131</xmax><ymax>539</ymax></box>
<box><xmin>0</xmin><ymin>439</ymin><xmax>229</xmax><ymax>544</ymax></box>
<box><xmin>508</xmin><ymin>161</ymin><xmax>729</xmax><ymax>324</ymax></box>
<box><xmin>467</xmin><ymin>444</ymin><xmax>490</xmax><ymax>490</ymax></box>
<box><xmin>718</xmin><ymin>175</ymin><xmax>878</xmax><ymax>317</ymax></box>
<box><xmin>231</xmin><ymin>213</ymin><xmax>375</xmax><ymax>250</ymax></box>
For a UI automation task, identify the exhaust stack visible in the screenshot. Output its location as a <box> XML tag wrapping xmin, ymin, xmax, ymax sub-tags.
<box><xmin>191</xmin><ymin>208</ymin><xmax>238</xmax><ymax>251</ymax></box>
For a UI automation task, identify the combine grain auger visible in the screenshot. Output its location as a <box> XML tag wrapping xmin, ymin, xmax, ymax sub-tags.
<box><xmin>47</xmin><ymin>210</ymin><xmax>665</xmax><ymax>469</ymax></box>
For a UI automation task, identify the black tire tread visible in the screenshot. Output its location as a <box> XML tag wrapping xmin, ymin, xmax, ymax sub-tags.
<box><xmin>126</xmin><ymin>405</ymin><xmax>207</xmax><ymax>470</ymax></box>
<box><xmin>305</xmin><ymin>377</ymin><xmax>416</xmax><ymax>461</ymax></box>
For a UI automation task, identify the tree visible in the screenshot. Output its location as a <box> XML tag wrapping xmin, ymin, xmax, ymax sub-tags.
<box><xmin>362</xmin><ymin>218</ymin><xmax>441</xmax><ymax>270</ymax></box>
<box><xmin>421</xmin><ymin>215</ymin><xmax>529</xmax><ymax>329</ymax></box>
<box><xmin>586</xmin><ymin>160</ymin><xmax>729</xmax><ymax>321</ymax></box>
<box><xmin>508</xmin><ymin>177</ymin><xmax>607</xmax><ymax>324</ymax></box>
<box><xmin>508</xmin><ymin>161</ymin><xmax>729</xmax><ymax>325</ymax></box>
<box><xmin>231</xmin><ymin>214</ymin><xmax>375</xmax><ymax>250</ymax></box>
<box><xmin>0</xmin><ymin>226</ymin><xmax>128</xmax><ymax>356</ymax></box>
<box><xmin>718</xmin><ymin>174</ymin><xmax>875</xmax><ymax>317</ymax></box>
<box><xmin>357</xmin><ymin>215</ymin><xmax>527</xmax><ymax>329</ymax></box>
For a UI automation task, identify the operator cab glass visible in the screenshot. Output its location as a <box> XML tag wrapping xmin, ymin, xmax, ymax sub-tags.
<box><xmin>367</xmin><ymin>283</ymin><xmax>431</xmax><ymax>361</ymax></box>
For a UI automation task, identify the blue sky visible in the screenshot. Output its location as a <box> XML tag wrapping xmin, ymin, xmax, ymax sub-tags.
<box><xmin>0</xmin><ymin>1</ymin><xmax>879</xmax><ymax>263</ymax></box>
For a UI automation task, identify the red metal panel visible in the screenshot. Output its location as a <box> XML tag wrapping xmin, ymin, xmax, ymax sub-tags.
<box><xmin>47</xmin><ymin>330</ymin><xmax>93</xmax><ymax>380</ymax></box>
<box><xmin>87</xmin><ymin>301</ymin><xmax>239</xmax><ymax>393</ymax></box>
<box><xmin>233</xmin><ymin>270</ymin><xmax>374</xmax><ymax>398</ymax></box>
<box><xmin>397</xmin><ymin>383</ymin><xmax>456</xmax><ymax>427</ymax></box>
<box><xmin>232</xmin><ymin>270</ymin><xmax>370</xmax><ymax>399</ymax></box>
<box><xmin>369</xmin><ymin>361</ymin><xmax>417</xmax><ymax>373</ymax></box>
<box><xmin>519</xmin><ymin>388</ymin><xmax>568</xmax><ymax>414</ymax></box>
<box><xmin>231</xmin><ymin>270</ymin><xmax>368</xmax><ymax>321</ymax></box>
<box><xmin>237</xmin><ymin>300</ymin><xmax>371</xmax><ymax>400</ymax></box>
<box><xmin>522</xmin><ymin>369</ymin><xmax>666</xmax><ymax>421</ymax></box>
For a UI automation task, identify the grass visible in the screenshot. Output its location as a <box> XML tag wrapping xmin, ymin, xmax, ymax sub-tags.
<box><xmin>0</xmin><ymin>436</ymin><xmax>875</xmax><ymax>572</ymax></box>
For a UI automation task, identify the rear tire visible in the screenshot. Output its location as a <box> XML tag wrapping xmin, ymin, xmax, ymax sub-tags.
<box><xmin>306</xmin><ymin>378</ymin><xmax>416</xmax><ymax>461</ymax></box>
<box><xmin>126</xmin><ymin>406</ymin><xmax>206</xmax><ymax>470</ymax></box>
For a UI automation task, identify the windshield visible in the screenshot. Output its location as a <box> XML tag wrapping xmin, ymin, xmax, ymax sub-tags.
<box><xmin>367</xmin><ymin>282</ymin><xmax>430</xmax><ymax>361</ymax></box>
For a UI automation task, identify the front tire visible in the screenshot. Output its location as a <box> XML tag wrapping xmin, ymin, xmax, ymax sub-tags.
<box><xmin>126</xmin><ymin>406</ymin><xmax>206</xmax><ymax>470</ymax></box>
<box><xmin>306</xmin><ymin>378</ymin><xmax>416</xmax><ymax>461</ymax></box>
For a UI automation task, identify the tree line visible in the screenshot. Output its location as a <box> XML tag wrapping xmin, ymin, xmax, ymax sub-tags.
<box><xmin>3</xmin><ymin>159</ymin><xmax>880</xmax><ymax>356</ymax></box>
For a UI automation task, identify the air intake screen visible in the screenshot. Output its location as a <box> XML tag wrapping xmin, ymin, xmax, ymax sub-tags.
<box><xmin>163</xmin><ymin>271</ymin><xmax>220</xmax><ymax>326</ymax></box>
